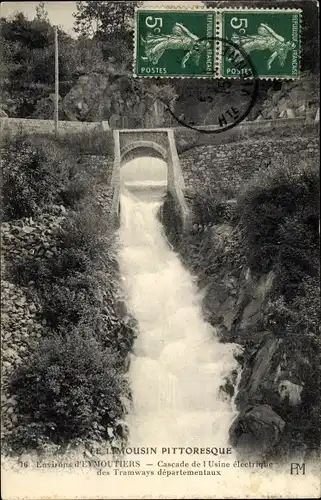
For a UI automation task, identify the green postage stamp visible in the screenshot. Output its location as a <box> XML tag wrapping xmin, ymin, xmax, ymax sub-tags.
<box><xmin>135</xmin><ymin>9</ymin><xmax>216</xmax><ymax>78</ymax></box>
<box><xmin>134</xmin><ymin>7</ymin><xmax>302</xmax><ymax>79</ymax></box>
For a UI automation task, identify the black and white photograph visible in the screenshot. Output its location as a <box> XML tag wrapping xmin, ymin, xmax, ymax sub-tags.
<box><xmin>0</xmin><ymin>1</ymin><xmax>320</xmax><ymax>498</ymax></box>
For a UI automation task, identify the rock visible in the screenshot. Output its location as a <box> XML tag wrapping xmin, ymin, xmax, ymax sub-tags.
<box><xmin>15</xmin><ymin>297</ymin><xmax>26</xmax><ymax>307</ymax></box>
<box><xmin>286</xmin><ymin>108</ymin><xmax>296</xmax><ymax>118</ymax></box>
<box><xmin>235</xmin><ymin>334</ymin><xmax>282</xmax><ymax>410</ymax></box>
<box><xmin>3</xmin><ymin>348</ymin><xmax>19</xmax><ymax>361</ymax></box>
<box><xmin>271</xmin><ymin>90</ymin><xmax>283</xmax><ymax>106</ymax></box>
<box><xmin>229</xmin><ymin>404</ymin><xmax>285</xmax><ymax>459</ymax></box>
<box><xmin>278</xmin><ymin>380</ymin><xmax>303</xmax><ymax>405</ymax></box>
<box><xmin>63</xmin><ymin>74</ymin><xmax>110</xmax><ymax>121</ymax></box>
<box><xmin>0</xmin><ymin>108</ymin><xmax>8</xmax><ymax>117</ymax></box>
<box><xmin>10</xmin><ymin>414</ymin><xmax>18</xmax><ymax>425</ymax></box>
<box><xmin>107</xmin><ymin>427</ymin><xmax>114</xmax><ymax>439</ymax></box>
<box><xmin>297</xmin><ymin>104</ymin><xmax>306</xmax><ymax>114</ymax></box>
<box><xmin>6</xmin><ymin>397</ymin><xmax>17</xmax><ymax>408</ymax></box>
<box><xmin>289</xmin><ymin>88</ymin><xmax>308</xmax><ymax>106</ymax></box>
<box><xmin>1</xmin><ymin>394</ymin><xmax>8</xmax><ymax>405</ymax></box>
<box><xmin>21</xmin><ymin>226</ymin><xmax>35</xmax><ymax>235</ymax></box>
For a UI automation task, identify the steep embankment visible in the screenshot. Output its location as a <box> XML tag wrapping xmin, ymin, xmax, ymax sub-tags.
<box><xmin>1</xmin><ymin>132</ymin><xmax>134</xmax><ymax>458</ymax></box>
<box><xmin>171</xmin><ymin>126</ymin><xmax>320</xmax><ymax>461</ymax></box>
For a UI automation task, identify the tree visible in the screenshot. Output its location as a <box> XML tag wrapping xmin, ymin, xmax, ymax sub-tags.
<box><xmin>35</xmin><ymin>2</ymin><xmax>49</xmax><ymax>22</ymax></box>
<box><xmin>73</xmin><ymin>1</ymin><xmax>142</xmax><ymax>38</ymax></box>
<box><xmin>1</xmin><ymin>12</ymin><xmax>80</xmax><ymax>117</ymax></box>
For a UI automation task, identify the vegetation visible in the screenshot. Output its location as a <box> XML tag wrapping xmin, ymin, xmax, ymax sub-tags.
<box><xmin>240</xmin><ymin>156</ymin><xmax>320</xmax><ymax>456</ymax></box>
<box><xmin>9</xmin><ymin>331</ymin><xmax>128</xmax><ymax>451</ymax></box>
<box><xmin>74</xmin><ymin>1</ymin><xmax>142</xmax><ymax>38</ymax></box>
<box><xmin>239</xmin><ymin>157</ymin><xmax>319</xmax><ymax>295</ymax></box>
<box><xmin>1</xmin><ymin>1</ymin><xmax>318</xmax><ymax>126</ymax></box>
<box><xmin>175</xmin><ymin>155</ymin><xmax>320</xmax><ymax>458</ymax></box>
<box><xmin>2</xmin><ymin>133</ymin><xmax>134</xmax><ymax>453</ymax></box>
<box><xmin>1</xmin><ymin>130</ymin><xmax>112</xmax><ymax>221</ymax></box>
<box><xmin>0</xmin><ymin>2</ymin><xmax>176</xmax><ymax>124</ymax></box>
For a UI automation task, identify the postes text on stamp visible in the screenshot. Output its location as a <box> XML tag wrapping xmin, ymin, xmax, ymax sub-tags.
<box><xmin>134</xmin><ymin>9</ymin><xmax>216</xmax><ymax>77</ymax></box>
<box><xmin>219</xmin><ymin>9</ymin><xmax>301</xmax><ymax>79</ymax></box>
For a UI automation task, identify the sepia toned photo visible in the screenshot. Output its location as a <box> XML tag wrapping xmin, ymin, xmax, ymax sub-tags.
<box><xmin>1</xmin><ymin>1</ymin><xmax>320</xmax><ymax>498</ymax></box>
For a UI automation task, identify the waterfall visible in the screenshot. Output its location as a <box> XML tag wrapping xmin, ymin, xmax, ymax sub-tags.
<box><xmin>117</xmin><ymin>182</ymin><xmax>239</xmax><ymax>449</ymax></box>
<box><xmin>109</xmin><ymin>157</ymin><xmax>320</xmax><ymax>498</ymax></box>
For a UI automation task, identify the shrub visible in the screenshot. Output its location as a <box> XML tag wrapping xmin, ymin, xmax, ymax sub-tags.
<box><xmin>58</xmin><ymin>200</ymin><xmax>109</xmax><ymax>260</ymax></box>
<box><xmin>9</xmin><ymin>331</ymin><xmax>129</xmax><ymax>450</ymax></box>
<box><xmin>39</xmin><ymin>272</ymin><xmax>103</xmax><ymax>329</ymax></box>
<box><xmin>55</xmin><ymin>129</ymin><xmax>113</xmax><ymax>156</ymax></box>
<box><xmin>1</xmin><ymin>131</ymin><xmax>113</xmax><ymax>221</ymax></box>
<box><xmin>238</xmin><ymin>157</ymin><xmax>319</xmax><ymax>282</ymax></box>
<box><xmin>1</xmin><ymin>134</ymin><xmax>97</xmax><ymax>221</ymax></box>
<box><xmin>2</xmin><ymin>135</ymin><xmax>73</xmax><ymax>220</ymax></box>
<box><xmin>2</xmin><ymin>132</ymin><xmax>133</xmax><ymax>455</ymax></box>
<box><xmin>191</xmin><ymin>191</ymin><xmax>238</xmax><ymax>226</ymax></box>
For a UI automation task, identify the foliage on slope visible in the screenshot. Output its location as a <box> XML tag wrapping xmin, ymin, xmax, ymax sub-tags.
<box><xmin>176</xmin><ymin>154</ymin><xmax>320</xmax><ymax>459</ymax></box>
<box><xmin>1</xmin><ymin>133</ymin><xmax>133</xmax><ymax>455</ymax></box>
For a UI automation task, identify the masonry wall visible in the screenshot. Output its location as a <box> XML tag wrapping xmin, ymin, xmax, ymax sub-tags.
<box><xmin>179</xmin><ymin>136</ymin><xmax>319</xmax><ymax>198</ymax></box>
<box><xmin>0</xmin><ymin>118</ymin><xmax>109</xmax><ymax>137</ymax></box>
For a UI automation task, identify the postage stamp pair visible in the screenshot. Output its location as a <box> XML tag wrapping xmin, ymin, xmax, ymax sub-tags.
<box><xmin>134</xmin><ymin>8</ymin><xmax>302</xmax><ymax>79</ymax></box>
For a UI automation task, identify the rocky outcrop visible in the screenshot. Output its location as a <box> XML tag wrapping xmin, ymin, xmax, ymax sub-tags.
<box><xmin>175</xmin><ymin>211</ymin><xmax>318</xmax><ymax>458</ymax></box>
<box><xmin>229</xmin><ymin>405</ymin><xmax>285</xmax><ymax>459</ymax></box>
<box><xmin>199</xmin><ymin>225</ymin><xmax>275</xmax><ymax>345</ymax></box>
<box><xmin>257</xmin><ymin>76</ymin><xmax>319</xmax><ymax>121</ymax></box>
<box><xmin>62</xmin><ymin>73</ymin><xmax>168</xmax><ymax>127</ymax></box>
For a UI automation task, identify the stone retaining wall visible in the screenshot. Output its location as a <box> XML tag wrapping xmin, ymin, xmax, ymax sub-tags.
<box><xmin>1</xmin><ymin>211</ymin><xmax>65</xmax><ymax>440</ymax></box>
<box><xmin>180</xmin><ymin>136</ymin><xmax>319</xmax><ymax>198</ymax></box>
<box><xmin>0</xmin><ymin>117</ymin><xmax>110</xmax><ymax>138</ymax></box>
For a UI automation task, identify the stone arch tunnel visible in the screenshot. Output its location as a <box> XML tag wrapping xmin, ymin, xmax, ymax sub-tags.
<box><xmin>110</xmin><ymin>129</ymin><xmax>191</xmax><ymax>232</ymax></box>
<box><xmin>120</xmin><ymin>140</ymin><xmax>168</xmax><ymax>163</ymax></box>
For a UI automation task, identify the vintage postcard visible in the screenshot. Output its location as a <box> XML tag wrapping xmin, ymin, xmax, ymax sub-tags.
<box><xmin>1</xmin><ymin>0</ymin><xmax>320</xmax><ymax>499</ymax></box>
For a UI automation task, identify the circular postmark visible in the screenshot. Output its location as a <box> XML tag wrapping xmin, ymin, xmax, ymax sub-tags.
<box><xmin>159</xmin><ymin>36</ymin><xmax>260</xmax><ymax>134</ymax></box>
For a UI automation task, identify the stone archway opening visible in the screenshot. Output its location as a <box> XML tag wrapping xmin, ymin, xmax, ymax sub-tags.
<box><xmin>120</xmin><ymin>156</ymin><xmax>168</xmax><ymax>203</ymax></box>
<box><xmin>120</xmin><ymin>140</ymin><xmax>168</xmax><ymax>165</ymax></box>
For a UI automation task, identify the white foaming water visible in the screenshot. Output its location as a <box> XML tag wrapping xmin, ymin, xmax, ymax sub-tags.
<box><xmin>118</xmin><ymin>186</ymin><xmax>239</xmax><ymax>448</ymax></box>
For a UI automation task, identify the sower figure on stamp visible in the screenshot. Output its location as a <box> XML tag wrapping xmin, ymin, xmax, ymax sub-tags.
<box><xmin>232</xmin><ymin>23</ymin><xmax>296</xmax><ymax>70</ymax></box>
<box><xmin>141</xmin><ymin>22</ymin><xmax>209</xmax><ymax>68</ymax></box>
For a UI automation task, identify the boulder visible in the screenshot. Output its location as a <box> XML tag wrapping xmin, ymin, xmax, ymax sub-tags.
<box><xmin>278</xmin><ymin>380</ymin><xmax>303</xmax><ymax>406</ymax></box>
<box><xmin>286</xmin><ymin>108</ymin><xmax>296</xmax><ymax>119</ymax></box>
<box><xmin>236</xmin><ymin>333</ymin><xmax>282</xmax><ymax>409</ymax></box>
<box><xmin>229</xmin><ymin>404</ymin><xmax>285</xmax><ymax>459</ymax></box>
<box><xmin>62</xmin><ymin>74</ymin><xmax>110</xmax><ymax>121</ymax></box>
<box><xmin>289</xmin><ymin>88</ymin><xmax>309</xmax><ymax>107</ymax></box>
